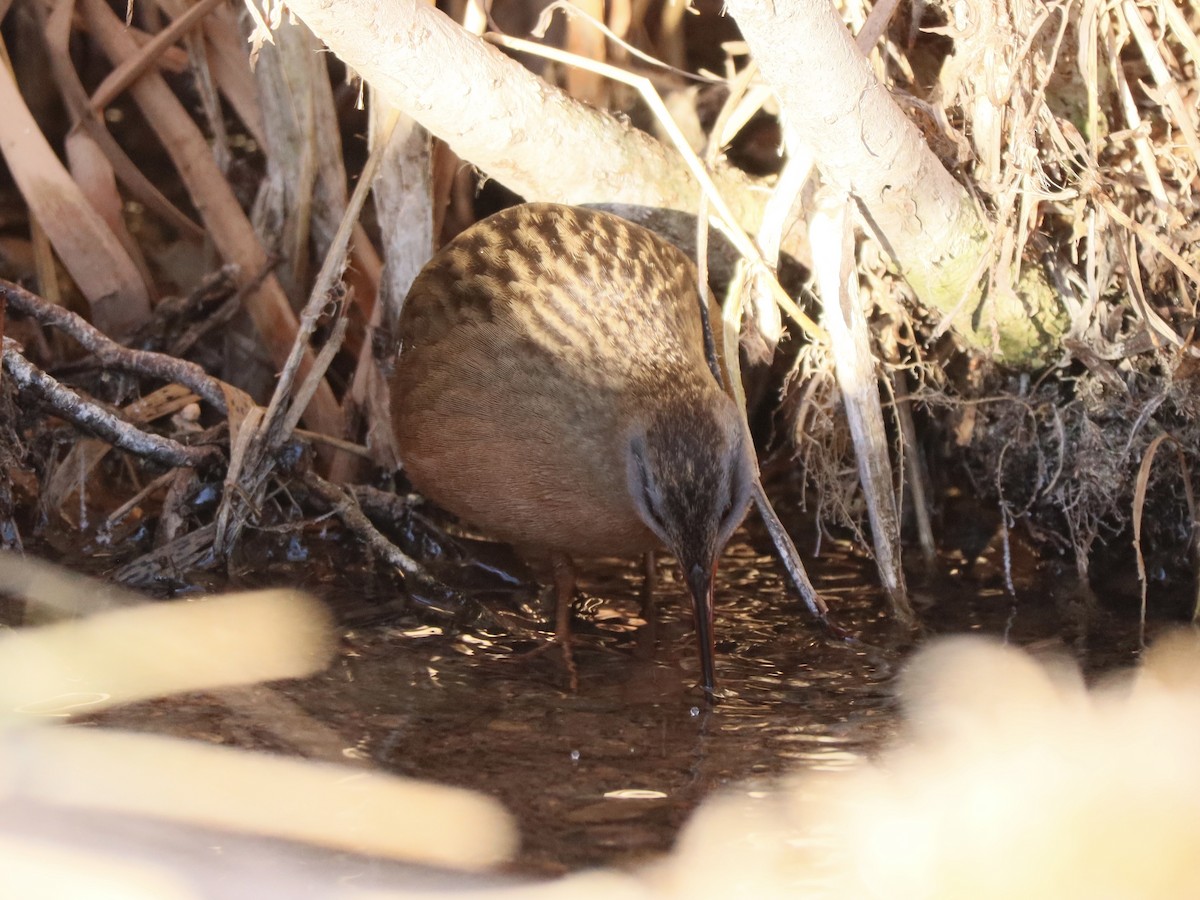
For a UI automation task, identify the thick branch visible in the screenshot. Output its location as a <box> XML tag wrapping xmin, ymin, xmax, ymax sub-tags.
<box><xmin>277</xmin><ymin>0</ymin><xmax>767</xmax><ymax>232</ymax></box>
<box><xmin>724</xmin><ymin>0</ymin><xmax>1068</xmax><ymax>365</ymax></box>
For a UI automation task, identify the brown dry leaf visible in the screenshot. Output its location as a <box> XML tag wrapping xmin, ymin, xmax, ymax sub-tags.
<box><xmin>217</xmin><ymin>381</ymin><xmax>258</xmax><ymax>452</ymax></box>
<box><xmin>64</xmin><ymin>131</ymin><xmax>153</xmax><ymax>290</ymax></box>
<box><xmin>0</xmin><ymin>53</ymin><xmax>150</xmax><ymax>338</ymax></box>
<box><xmin>202</xmin><ymin>3</ymin><xmax>268</xmax><ymax>147</ymax></box>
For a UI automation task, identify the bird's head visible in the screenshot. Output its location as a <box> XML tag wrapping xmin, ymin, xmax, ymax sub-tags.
<box><xmin>625</xmin><ymin>389</ymin><xmax>755</xmax><ymax>693</ymax></box>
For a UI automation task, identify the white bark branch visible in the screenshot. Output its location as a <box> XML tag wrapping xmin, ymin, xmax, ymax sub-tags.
<box><xmin>724</xmin><ymin>0</ymin><xmax>1067</xmax><ymax>365</ymax></box>
<box><xmin>275</xmin><ymin>0</ymin><xmax>768</xmax><ymax>231</ymax></box>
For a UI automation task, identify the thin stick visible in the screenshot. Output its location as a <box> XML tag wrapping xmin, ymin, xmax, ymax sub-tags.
<box><xmin>532</xmin><ymin>2</ymin><xmax>723</xmax><ymax>85</ymax></box>
<box><xmin>259</xmin><ymin>111</ymin><xmax>400</xmax><ymax>452</ymax></box>
<box><xmin>487</xmin><ymin>33</ymin><xmax>827</xmax><ymax>345</ymax></box>
<box><xmin>106</xmin><ymin>469</ymin><xmax>177</xmax><ymax>527</ymax></box>
<box><xmin>87</xmin><ymin>0</ymin><xmax>226</xmax><ymax>114</ymax></box>
<box><xmin>302</xmin><ymin>471</ymin><xmax>425</xmax><ymax>578</ymax></box>
<box><xmin>293</xmin><ymin>428</ymin><xmax>374</xmax><ymax>460</ymax></box>
<box><xmin>752</xmin><ymin>482</ymin><xmax>830</xmax><ymax>621</ymax></box>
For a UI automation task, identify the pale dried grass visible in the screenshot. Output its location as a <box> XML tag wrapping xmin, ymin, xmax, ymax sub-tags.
<box><xmin>810</xmin><ymin>0</ymin><xmax>1200</xmax><ymax>596</ymax></box>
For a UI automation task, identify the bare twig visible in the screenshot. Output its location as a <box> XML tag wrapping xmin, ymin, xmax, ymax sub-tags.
<box><xmin>302</xmin><ymin>471</ymin><xmax>425</xmax><ymax>578</ymax></box>
<box><xmin>167</xmin><ymin>261</ymin><xmax>277</xmax><ymax>357</ymax></box>
<box><xmin>2</xmin><ymin>338</ymin><xmax>218</xmax><ymax>469</ymax></box>
<box><xmin>259</xmin><ymin>113</ymin><xmax>399</xmax><ymax>453</ymax></box>
<box><xmin>214</xmin><ymin>116</ymin><xmax>396</xmax><ymax>556</ymax></box>
<box><xmin>1</xmin><ymin>279</ymin><xmax>233</xmax><ymax>414</ymax></box>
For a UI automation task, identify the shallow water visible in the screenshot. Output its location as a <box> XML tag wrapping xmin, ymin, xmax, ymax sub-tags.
<box><xmin>80</xmin><ymin>514</ymin><xmax>1156</xmax><ymax>875</ymax></box>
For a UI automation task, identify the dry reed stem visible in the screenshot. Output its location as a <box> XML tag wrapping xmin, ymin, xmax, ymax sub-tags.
<box><xmin>211</xmin><ymin>112</ymin><xmax>395</xmax><ymax>556</ymax></box>
<box><xmin>86</xmin><ymin>0</ymin><xmax>224</xmax><ymax>115</ymax></box>
<box><xmin>264</xmin><ymin>115</ymin><xmax>397</xmax><ymax>452</ymax></box>
<box><xmin>79</xmin><ymin>0</ymin><xmax>343</xmax><ymax>438</ymax></box>
<box><xmin>810</xmin><ymin>191</ymin><xmax>912</xmax><ymax>621</ymax></box>
<box><xmin>353</xmin><ymin>102</ymin><xmax>432</xmax><ymax>476</ymax></box>
<box><xmin>40</xmin><ymin>0</ymin><xmax>206</xmax><ymax>241</ymax></box>
<box><xmin>0</xmin><ymin>554</ymin><xmax>516</xmax><ymax>872</ymax></box>
<box><xmin>159</xmin><ymin>0</ymin><xmax>232</xmax><ymax>174</ymax></box>
<box><xmin>198</xmin><ymin>5</ymin><xmax>268</xmax><ymax>145</ymax></box>
<box><xmin>8</xmin><ymin>727</ymin><xmax>518</xmax><ymax>870</ymax></box>
<box><xmin>0</xmin><ymin>39</ymin><xmax>150</xmax><ymax>337</ymax></box>
<box><xmin>0</xmin><ymin>589</ymin><xmax>334</xmax><ymax>715</ymax></box>
<box><xmin>1122</xmin><ymin>0</ymin><xmax>1200</xmax><ymax>171</ymax></box>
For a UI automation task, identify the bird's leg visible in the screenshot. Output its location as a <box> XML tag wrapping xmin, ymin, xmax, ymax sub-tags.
<box><xmin>636</xmin><ymin>550</ymin><xmax>659</xmax><ymax>658</ymax></box>
<box><xmin>639</xmin><ymin>549</ymin><xmax>658</xmax><ymax>620</ymax></box>
<box><xmin>552</xmin><ymin>552</ymin><xmax>579</xmax><ymax>691</ymax></box>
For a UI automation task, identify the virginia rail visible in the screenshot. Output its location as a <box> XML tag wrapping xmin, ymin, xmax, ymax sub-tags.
<box><xmin>391</xmin><ymin>203</ymin><xmax>755</xmax><ymax>692</ymax></box>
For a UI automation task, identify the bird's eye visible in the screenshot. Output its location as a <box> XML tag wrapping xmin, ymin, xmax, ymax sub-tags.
<box><xmin>714</xmin><ymin>494</ymin><xmax>731</xmax><ymax>524</ymax></box>
<box><xmin>717</xmin><ymin>494</ymin><xmax>737</xmax><ymax>534</ymax></box>
<box><xmin>717</xmin><ymin>468</ymin><xmax>751</xmax><ymax>544</ymax></box>
<box><xmin>631</xmin><ymin>440</ymin><xmax>670</xmax><ymax>535</ymax></box>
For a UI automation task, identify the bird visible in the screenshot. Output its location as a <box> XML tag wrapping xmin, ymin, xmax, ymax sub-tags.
<box><xmin>390</xmin><ymin>203</ymin><xmax>756</xmax><ymax>693</ymax></box>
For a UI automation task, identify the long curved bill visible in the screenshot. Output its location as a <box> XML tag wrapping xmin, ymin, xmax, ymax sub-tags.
<box><xmin>684</xmin><ymin>562</ymin><xmax>718</xmax><ymax>695</ymax></box>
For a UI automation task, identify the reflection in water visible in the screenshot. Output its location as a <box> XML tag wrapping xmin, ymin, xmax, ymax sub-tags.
<box><xmin>317</xmin><ymin>532</ymin><xmax>1147</xmax><ymax>872</ymax></box>
<box><xmin>83</xmin><ymin>523</ymin><xmax>1151</xmax><ymax>875</ymax></box>
<box><xmin>663</xmin><ymin>631</ymin><xmax>1200</xmax><ymax>899</ymax></box>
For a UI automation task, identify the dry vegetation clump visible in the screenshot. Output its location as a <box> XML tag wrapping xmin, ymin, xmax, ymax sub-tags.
<box><xmin>751</xmin><ymin>0</ymin><xmax>1200</xmax><ymax>606</ymax></box>
<box><xmin>0</xmin><ymin>0</ymin><xmax>1195</xmax><ymax>616</ymax></box>
<box><xmin>862</xmin><ymin>0</ymin><xmax>1200</xmax><ymax>593</ymax></box>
